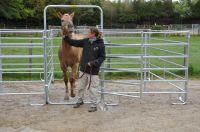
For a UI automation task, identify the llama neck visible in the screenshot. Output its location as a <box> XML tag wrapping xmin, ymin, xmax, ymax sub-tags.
<box><xmin>62</xmin><ymin>38</ymin><xmax>71</xmax><ymax>50</ymax></box>
<box><xmin>62</xmin><ymin>27</ymin><xmax>72</xmax><ymax>49</ymax></box>
<box><xmin>62</xmin><ymin>27</ymin><xmax>73</xmax><ymax>38</ymax></box>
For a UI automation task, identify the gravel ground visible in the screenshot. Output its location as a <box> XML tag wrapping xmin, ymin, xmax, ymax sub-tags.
<box><xmin>0</xmin><ymin>80</ymin><xmax>199</xmax><ymax>132</ymax></box>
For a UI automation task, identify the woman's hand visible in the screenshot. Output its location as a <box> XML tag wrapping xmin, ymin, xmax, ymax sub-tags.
<box><xmin>87</xmin><ymin>62</ymin><xmax>91</xmax><ymax>67</ymax></box>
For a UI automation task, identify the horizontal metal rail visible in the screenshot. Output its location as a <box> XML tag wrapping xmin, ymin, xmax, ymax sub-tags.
<box><xmin>0</xmin><ymin>30</ymin><xmax>44</xmax><ymax>33</ymax></box>
<box><xmin>104</xmin><ymin>62</ymin><xmax>141</xmax><ymax>65</ymax></box>
<box><xmin>0</xmin><ymin>80</ymin><xmax>44</xmax><ymax>83</ymax></box>
<box><xmin>103</xmin><ymin>80</ymin><xmax>141</xmax><ymax>85</ymax></box>
<box><xmin>154</xmin><ymin>30</ymin><xmax>189</xmax><ymax>33</ymax></box>
<box><xmin>101</xmin><ymin>91</ymin><xmax>140</xmax><ymax>98</ymax></box>
<box><xmin>0</xmin><ymin>46</ymin><xmax>43</xmax><ymax>48</ymax></box>
<box><xmin>105</xmin><ymin>36</ymin><xmax>142</xmax><ymax>39</ymax></box>
<box><xmin>0</xmin><ymin>43</ymin><xmax>43</xmax><ymax>47</ymax></box>
<box><xmin>102</xmin><ymin>67</ymin><xmax>141</xmax><ymax>72</ymax></box>
<box><xmin>1</xmin><ymin>71</ymin><xmax>43</xmax><ymax>74</ymax></box>
<box><xmin>100</xmin><ymin>90</ymin><xmax>186</xmax><ymax>94</ymax></box>
<box><xmin>104</xmin><ymin>30</ymin><xmax>189</xmax><ymax>34</ymax></box>
<box><xmin>101</xmin><ymin>67</ymin><xmax>187</xmax><ymax>73</ymax></box>
<box><xmin>106</xmin><ymin>55</ymin><xmax>142</xmax><ymax>59</ymax></box>
<box><xmin>104</xmin><ymin>31</ymin><xmax>143</xmax><ymax>35</ymax></box>
<box><xmin>0</xmin><ymin>37</ymin><xmax>43</xmax><ymax>40</ymax></box>
<box><xmin>144</xmin><ymin>55</ymin><xmax>188</xmax><ymax>59</ymax></box>
<box><xmin>0</xmin><ymin>68</ymin><xmax>43</xmax><ymax>71</ymax></box>
<box><xmin>106</xmin><ymin>55</ymin><xmax>188</xmax><ymax>59</ymax></box>
<box><xmin>0</xmin><ymin>43</ymin><xmax>43</xmax><ymax>45</ymax></box>
<box><xmin>0</xmin><ymin>92</ymin><xmax>45</xmax><ymax>96</ymax></box>
<box><xmin>145</xmin><ymin>67</ymin><xmax>187</xmax><ymax>71</ymax></box>
<box><xmin>0</xmin><ymin>55</ymin><xmax>43</xmax><ymax>59</ymax></box>
<box><xmin>106</xmin><ymin>54</ymin><xmax>142</xmax><ymax>56</ymax></box>
<box><xmin>2</xmin><ymin>63</ymin><xmax>44</xmax><ymax>66</ymax></box>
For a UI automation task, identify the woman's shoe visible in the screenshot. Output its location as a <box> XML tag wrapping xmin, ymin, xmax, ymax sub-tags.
<box><xmin>73</xmin><ymin>101</ymin><xmax>84</xmax><ymax>108</ymax></box>
<box><xmin>88</xmin><ymin>107</ymin><xmax>97</xmax><ymax>112</ymax></box>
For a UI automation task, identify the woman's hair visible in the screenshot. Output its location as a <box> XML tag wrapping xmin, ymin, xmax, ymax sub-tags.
<box><xmin>90</xmin><ymin>27</ymin><xmax>102</xmax><ymax>39</ymax></box>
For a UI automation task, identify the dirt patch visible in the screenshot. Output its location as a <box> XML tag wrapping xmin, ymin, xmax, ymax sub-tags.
<box><xmin>0</xmin><ymin>80</ymin><xmax>200</xmax><ymax>132</ymax></box>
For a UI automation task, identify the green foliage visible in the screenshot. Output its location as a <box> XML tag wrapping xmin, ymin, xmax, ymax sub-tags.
<box><xmin>0</xmin><ymin>0</ymin><xmax>24</xmax><ymax>19</ymax></box>
<box><xmin>174</xmin><ymin>0</ymin><xmax>192</xmax><ymax>18</ymax></box>
<box><xmin>0</xmin><ymin>0</ymin><xmax>200</xmax><ymax>28</ymax></box>
<box><xmin>191</xmin><ymin>0</ymin><xmax>200</xmax><ymax>18</ymax></box>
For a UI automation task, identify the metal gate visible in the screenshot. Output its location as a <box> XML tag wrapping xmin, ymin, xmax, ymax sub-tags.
<box><xmin>43</xmin><ymin>5</ymin><xmax>103</xmax><ymax>105</ymax></box>
<box><xmin>100</xmin><ymin>30</ymin><xmax>189</xmax><ymax>106</ymax></box>
<box><xmin>0</xmin><ymin>29</ymin><xmax>46</xmax><ymax>105</ymax></box>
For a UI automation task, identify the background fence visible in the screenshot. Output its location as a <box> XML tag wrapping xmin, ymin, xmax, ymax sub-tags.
<box><xmin>1</xmin><ymin>24</ymin><xmax>200</xmax><ymax>35</ymax></box>
<box><xmin>0</xmin><ymin>28</ymin><xmax>190</xmax><ymax>105</ymax></box>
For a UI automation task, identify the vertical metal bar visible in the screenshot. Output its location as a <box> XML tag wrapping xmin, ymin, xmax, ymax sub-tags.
<box><xmin>107</xmin><ymin>41</ymin><xmax>111</xmax><ymax>77</ymax></box>
<box><xmin>148</xmin><ymin>30</ymin><xmax>152</xmax><ymax>80</ymax></box>
<box><xmin>143</xmin><ymin>32</ymin><xmax>147</xmax><ymax>92</ymax></box>
<box><xmin>182</xmin><ymin>32</ymin><xmax>190</xmax><ymax>103</ymax></box>
<box><xmin>98</xmin><ymin>5</ymin><xmax>105</xmax><ymax>107</ymax></box>
<box><xmin>0</xmin><ymin>31</ymin><xmax>2</xmax><ymax>91</ymax></box>
<box><xmin>140</xmin><ymin>32</ymin><xmax>144</xmax><ymax>99</ymax></box>
<box><xmin>50</xmin><ymin>29</ymin><xmax>54</xmax><ymax>82</ymax></box>
<box><xmin>29</xmin><ymin>40</ymin><xmax>33</xmax><ymax>79</ymax></box>
<box><xmin>146</xmin><ymin>32</ymin><xmax>150</xmax><ymax>80</ymax></box>
<box><xmin>43</xmin><ymin>30</ymin><xmax>49</xmax><ymax>104</ymax></box>
<box><xmin>107</xmin><ymin>41</ymin><xmax>111</xmax><ymax>69</ymax></box>
<box><xmin>43</xmin><ymin>6</ymin><xmax>49</xmax><ymax>104</ymax></box>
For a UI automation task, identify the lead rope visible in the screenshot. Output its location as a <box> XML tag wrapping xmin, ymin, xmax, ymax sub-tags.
<box><xmin>87</xmin><ymin>67</ymin><xmax>92</xmax><ymax>90</ymax></box>
<box><xmin>78</xmin><ymin>65</ymin><xmax>93</xmax><ymax>90</ymax></box>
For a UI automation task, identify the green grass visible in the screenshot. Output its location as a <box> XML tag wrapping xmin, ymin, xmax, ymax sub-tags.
<box><xmin>1</xmin><ymin>34</ymin><xmax>200</xmax><ymax>80</ymax></box>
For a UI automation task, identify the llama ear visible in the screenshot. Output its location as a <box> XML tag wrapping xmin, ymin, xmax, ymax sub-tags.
<box><xmin>70</xmin><ymin>12</ymin><xmax>75</xmax><ymax>19</ymax></box>
<box><xmin>57</xmin><ymin>12</ymin><xmax>62</xmax><ymax>19</ymax></box>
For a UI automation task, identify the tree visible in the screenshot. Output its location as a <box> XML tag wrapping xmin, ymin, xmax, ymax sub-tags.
<box><xmin>174</xmin><ymin>0</ymin><xmax>192</xmax><ymax>18</ymax></box>
<box><xmin>1</xmin><ymin>0</ymin><xmax>200</xmax><ymax>28</ymax></box>
<box><xmin>192</xmin><ymin>0</ymin><xmax>200</xmax><ymax>18</ymax></box>
<box><xmin>0</xmin><ymin>0</ymin><xmax>33</xmax><ymax>19</ymax></box>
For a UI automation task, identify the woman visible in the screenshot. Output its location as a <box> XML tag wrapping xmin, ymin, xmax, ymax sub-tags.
<box><xmin>64</xmin><ymin>27</ymin><xmax>105</xmax><ymax>112</ymax></box>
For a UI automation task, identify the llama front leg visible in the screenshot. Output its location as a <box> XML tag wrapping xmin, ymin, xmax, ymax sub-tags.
<box><xmin>69</xmin><ymin>75</ymin><xmax>76</xmax><ymax>98</ymax></box>
<box><xmin>70</xmin><ymin>63</ymin><xmax>79</xmax><ymax>97</ymax></box>
<box><xmin>63</xmin><ymin>71</ymin><xmax>69</xmax><ymax>100</ymax></box>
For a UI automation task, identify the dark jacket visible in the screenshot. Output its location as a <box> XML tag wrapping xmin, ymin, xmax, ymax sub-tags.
<box><xmin>63</xmin><ymin>36</ymin><xmax>106</xmax><ymax>75</ymax></box>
